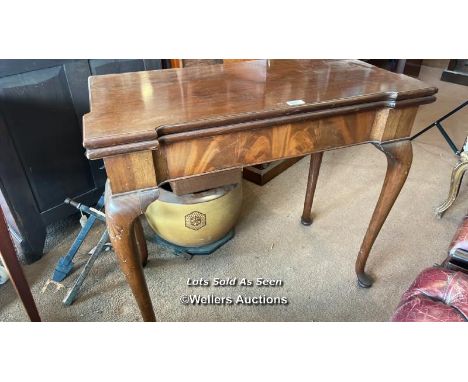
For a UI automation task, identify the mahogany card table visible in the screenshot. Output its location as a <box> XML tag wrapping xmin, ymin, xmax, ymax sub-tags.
<box><xmin>83</xmin><ymin>60</ymin><xmax>437</xmax><ymax>321</ymax></box>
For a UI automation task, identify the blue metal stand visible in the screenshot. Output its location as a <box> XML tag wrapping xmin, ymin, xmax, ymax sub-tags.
<box><xmin>62</xmin><ymin>230</ymin><xmax>110</xmax><ymax>305</ymax></box>
<box><xmin>52</xmin><ymin>194</ymin><xmax>105</xmax><ymax>282</ymax></box>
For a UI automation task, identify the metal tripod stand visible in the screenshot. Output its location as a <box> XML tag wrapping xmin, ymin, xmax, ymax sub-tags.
<box><xmin>410</xmin><ymin>100</ymin><xmax>468</xmax><ymax>217</ymax></box>
<box><xmin>50</xmin><ymin>194</ymin><xmax>111</xmax><ymax>305</ymax></box>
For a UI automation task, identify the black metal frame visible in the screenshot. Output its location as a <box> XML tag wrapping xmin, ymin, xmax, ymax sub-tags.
<box><xmin>410</xmin><ymin>100</ymin><xmax>468</xmax><ymax>155</ymax></box>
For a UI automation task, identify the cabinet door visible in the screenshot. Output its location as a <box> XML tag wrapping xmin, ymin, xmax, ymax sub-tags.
<box><xmin>0</xmin><ymin>63</ymin><xmax>97</xmax><ymax>216</ymax></box>
<box><xmin>0</xmin><ymin>59</ymin><xmax>163</xmax><ymax>262</ymax></box>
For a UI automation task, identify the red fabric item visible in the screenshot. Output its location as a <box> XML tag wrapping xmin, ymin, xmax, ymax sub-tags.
<box><xmin>392</xmin><ymin>267</ymin><xmax>468</xmax><ymax>322</ymax></box>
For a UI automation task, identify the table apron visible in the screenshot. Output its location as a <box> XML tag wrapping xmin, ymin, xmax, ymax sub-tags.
<box><xmin>103</xmin><ymin>106</ymin><xmax>419</xmax><ymax>194</ymax></box>
<box><xmin>161</xmin><ymin>106</ymin><xmax>418</xmax><ymax>180</ymax></box>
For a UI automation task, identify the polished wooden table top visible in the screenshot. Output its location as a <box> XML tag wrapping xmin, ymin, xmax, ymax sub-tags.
<box><xmin>83</xmin><ymin>59</ymin><xmax>437</xmax><ymax>156</ymax></box>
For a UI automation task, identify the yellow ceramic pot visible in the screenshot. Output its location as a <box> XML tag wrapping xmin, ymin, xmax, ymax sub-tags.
<box><xmin>145</xmin><ymin>183</ymin><xmax>242</xmax><ymax>247</ymax></box>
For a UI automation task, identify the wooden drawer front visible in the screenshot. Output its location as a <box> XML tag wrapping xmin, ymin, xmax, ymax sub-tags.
<box><xmin>163</xmin><ymin>110</ymin><xmax>376</xmax><ymax>179</ymax></box>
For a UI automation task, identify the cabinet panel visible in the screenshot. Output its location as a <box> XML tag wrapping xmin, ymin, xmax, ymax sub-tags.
<box><xmin>0</xmin><ymin>65</ymin><xmax>94</xmax><ymax>213</ymax></box>
<box><xmin>0</xmin><ymin>59</ymin><xmax>164</xmax><ymax>262</ymax></box>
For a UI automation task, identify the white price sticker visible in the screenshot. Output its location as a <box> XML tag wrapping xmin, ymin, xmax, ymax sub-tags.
<box><xmin>286</xmin><ymin>99</ymin><xmax>305</xmax><ymax>106</ymax></box>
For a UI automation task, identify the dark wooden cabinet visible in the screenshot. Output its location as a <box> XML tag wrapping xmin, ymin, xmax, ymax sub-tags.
<box><xmin>0</xmin><ymin>59</ymin><xmax>162</xmax><ymax>263</ymax></box>
<box><xmin>441</xmin><ymin>59</ymin><xmax>468</xmax><ymax>86</ymax></box>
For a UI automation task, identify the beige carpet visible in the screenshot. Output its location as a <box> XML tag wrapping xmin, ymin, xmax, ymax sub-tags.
<box><xmin>1</xmin><ymin>64</ymin><xmax>467</xmax><ymax>321</ymax></box>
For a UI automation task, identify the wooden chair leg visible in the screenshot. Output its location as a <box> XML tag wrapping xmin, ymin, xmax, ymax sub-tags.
<box><xmin>105</xmin><ymin>182</ymin><xmax>159</xmax><ymax>322</ymax></box>
<box><xmin>301</xmin><ymin>152</ymin><xmax>324</xmax><ymax>225</ymax></box>
<box><xmin>134</xmin><ymin>218</ymin><xmax>149</xmax><ymax>267</ymax></box>
<box><xmin>0</xmin><ymin>206</ymin><xmax>41</xmax><ymax>321</ymax></box>
<box><xmin>435</xmin><ymin>157</ymin><xmax>468</xmax><ymax>218</ymax></box>
<box><xmin>355</xmin><ymin>140</ymin><xmax>413</xmax><ymax>288</ymax></box>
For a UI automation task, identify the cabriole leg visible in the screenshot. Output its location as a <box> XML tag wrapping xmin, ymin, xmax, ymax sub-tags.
<box><xmin>355</xmin><ymin>140</ymin><xmax>413</xmax><ymax>288</ymax></box>
<box><xmin>105</xmin><ymin>181</ymin><xmax>159</xmax><ymax>321</ymax></box>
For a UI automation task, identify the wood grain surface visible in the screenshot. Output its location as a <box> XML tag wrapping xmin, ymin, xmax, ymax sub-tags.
<box><xmin>160</xmin><ymin>109</ymin><xmax>385</xmax><ymax>179</ymax></box>
<box><xmin>83</xmin><ymin>60</ymin><xmax>437</xmax><ymax>156</ymax></box>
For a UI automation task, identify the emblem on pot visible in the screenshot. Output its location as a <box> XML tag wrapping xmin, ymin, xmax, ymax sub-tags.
<box><xmin>185</xmin><ymin>211</ymin><xmax>206</xmax><ymax>230</ymax></box>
